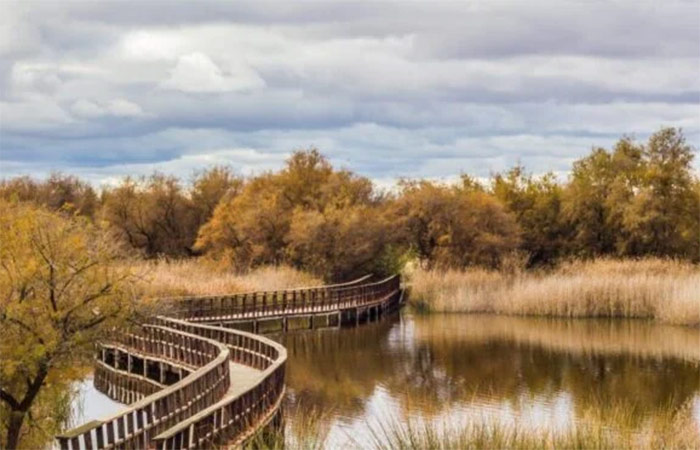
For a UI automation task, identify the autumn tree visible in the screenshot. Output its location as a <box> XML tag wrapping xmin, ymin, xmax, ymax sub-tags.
<box><xmin>101</xmin><ymin>173</ymin><xmax>197</xmax><ymax>257</ymax></box>
<box><xmin>0</xmin><ymin>173</ymin><xmax>98</xmax><ymax>219</ymax></box>
<box><xmin>190</xmin><ymin>166</ymin><xmax>243</xmax><ymax>230</ymax></box>
<box><xmin>195</xmin><ymin>149</ymin><xmax>383</xmax><ymax>277</ymax></box>
<box><xmin>196</xmin><ymin>173</ymin><xmax>289</xmax><ymax>268</ymax></box>
<box><xmin>492</xmin><ymin>166</ymin><xmax>567</xmax><ymax>266</ymax></box>
<box><xmin>562</xmin><ymin>138</ymin><xmax>644</xmax><ymax>257</ymax></box>
<box><xmin>621</xmin><ymin>128</ymin><xmax>699</xmax><ymax>258</ymax></box>
<box><xmin>390</xmin><ymin>181</ymin><xmax>520</xmax><ymax>269</ymax></box>
<box><xmin>563</xmin><ymin>128</ymin><xmax>698</xmax><ymax>260</ymax></box>
<box><xmin>0</xmin><ymin>200</ymin><xmax>134</xmax><ymax>449</ymax></box>
<box><xmin>286</xmin><ymin>206</ymin><xmax>391</xmax><ymax>280</ymax></box>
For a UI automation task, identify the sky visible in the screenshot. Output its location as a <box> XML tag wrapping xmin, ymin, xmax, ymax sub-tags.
<box><xmin>0</xmin><ymin>1</ymin><xmax>699</xmax><ymax>187</ymax></box>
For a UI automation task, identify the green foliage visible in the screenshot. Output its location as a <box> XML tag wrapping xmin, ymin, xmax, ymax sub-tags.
<box><xmin>492</xmin><ymin>167</ymin><xmax>567</xmax><ymax>266</ymax></box>
<box><xmin>563</xmin><ymin>128</ymin><xmax>699</xmax><ymax>260</ymax></box>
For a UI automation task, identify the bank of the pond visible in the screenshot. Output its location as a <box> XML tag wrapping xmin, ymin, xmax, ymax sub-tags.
<box><xmin>407</xmin><ymin>259</ymin><xmax>700</xmax><ymax>327</ymax></box>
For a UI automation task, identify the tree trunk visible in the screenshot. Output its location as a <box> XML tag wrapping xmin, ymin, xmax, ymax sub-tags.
<box><xmin>5</xmin><ymin>411</ymin><xmax>25</xmax><ymax>450</ymax></box>
<box><xmin>3</xmin><ymin>364</ymin><xmax>49</xmax><ymax>449</ymax></box>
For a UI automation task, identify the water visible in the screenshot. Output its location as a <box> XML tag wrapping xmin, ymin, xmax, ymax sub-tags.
<box><xmin>70</xmin><ymin>312</ymin><xmax>700</xmax><ymax>447</ymax></box>
<box><xmin>277</xmin><ymin>312</ymin><xmax>700</xmax><ymax>447</ymax></box>
<box><xmin>65</xmin><ymin>376</ymin><xmax>123</xmax><ymax>430</ymax></box>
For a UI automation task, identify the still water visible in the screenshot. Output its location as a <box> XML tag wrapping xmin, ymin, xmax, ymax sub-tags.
<box><xmin>277</xmin><ymin>313</ymin><xmax>700</xmax><ymax>447</ymax></box>
<box><xmin>72</xmin><ymin>312</ymin><xmax>700</xmax><ymax>448</ymax></box>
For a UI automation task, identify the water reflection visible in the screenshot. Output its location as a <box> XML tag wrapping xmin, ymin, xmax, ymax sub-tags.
<box><xmin>66</xmin><ymin>376</ymin><xmax>124</xmax><ymax>429</ymax></box>
<box><xmin>278</xmin><ymin>313</ymin><xmax>700</xmax><ymax>447</ymax></box>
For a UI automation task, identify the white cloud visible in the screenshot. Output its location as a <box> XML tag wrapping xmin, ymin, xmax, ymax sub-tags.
<box><xmin>106</xmin><ymin>98</ymin><xmax>145</xmax><ymax>117</ymax></box>
<box><xmin>70</xmin><ymin>98</ymin><xmax>144</xmax><ymax>118</ymax></box>
<box><xmin>70</xmin><ymin>98</ymin><xmax>105</xmax><ymax>118</ymax></box>
<box><xmin>160</xmin><ymin>52</ymin><xmax>265</xmax><ymax>93</ymax></box>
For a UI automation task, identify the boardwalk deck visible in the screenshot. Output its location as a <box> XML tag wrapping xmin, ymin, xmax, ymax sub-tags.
<box><xmin>55</xmin><ymin>274</ymin><xmax>402</xmax><ymax>450</ymax></box>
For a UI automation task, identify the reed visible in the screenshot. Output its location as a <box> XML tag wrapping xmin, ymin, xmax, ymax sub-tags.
<box><xmin>127</xmin><ymin>259</ymin><xmax>321</xmax><ymax>297</ymax></box>
<box><xmin>367</xmin><ymin>401</ymin><xmax>700</xmax><ymax>450</ymax></box>
<box><xmin>408</xmin><ymin>259</ymin><xmax>700</xmax><ymax>327</ymax></box>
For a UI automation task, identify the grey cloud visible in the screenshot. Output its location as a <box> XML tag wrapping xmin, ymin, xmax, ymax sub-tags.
<box><xmin>0</xmin><ymin>1</ymin><xmax>698</xmax><ymax>185</ymax></box>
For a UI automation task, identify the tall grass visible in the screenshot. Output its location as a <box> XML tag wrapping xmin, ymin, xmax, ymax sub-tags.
<box><xmin>366</xmin><ymin>402</ymin><xmax>700</xmax><ymax>450</ymax></box>
<box><xmin>265</xmin><ymin>400</ymin><xmax>699</xmax><ymax>449</ymax></box>
<box><xmin>128</xmin><ymin>259</ymin><xmax>321</xmax><ymax>297</ymax></box>
<box><xmin>408</xmin><ymin>259</ymin><xmax>700</xmax><ymax>327</ymax></box>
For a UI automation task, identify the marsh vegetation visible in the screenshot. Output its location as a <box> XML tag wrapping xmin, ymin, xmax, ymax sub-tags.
<box><xmin>409</xmin><ymin>259</ymin><xmax>700</xmax><ymax>326</ymax></box>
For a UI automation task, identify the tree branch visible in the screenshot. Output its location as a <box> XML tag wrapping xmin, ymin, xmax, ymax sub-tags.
<box><xmin>0</xmin><ymin>388</ymin><xmax>20</xmax><ymax>410</ymax></box>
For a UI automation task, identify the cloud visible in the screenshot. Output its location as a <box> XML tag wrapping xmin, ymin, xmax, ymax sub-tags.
<box><xmin>160</xmin><ymin>52</ymin><xmax>265</xmax><ymax>93</ymax></box>
<box><xmin>70</xmin><ymin>98</ymin><xmax>144</xmax><ymax>118</ymax></box>
<box><xmin>0</xmin><ymin>1</ymin><xmax>698</xmax><ymax>184</ymax></box>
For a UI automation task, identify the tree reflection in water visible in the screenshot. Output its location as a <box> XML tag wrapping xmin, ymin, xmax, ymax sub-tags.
<box><xmin>278</xmin><ymin>313</ymin><xmax>700</xmax><ymax>447</ymax></box>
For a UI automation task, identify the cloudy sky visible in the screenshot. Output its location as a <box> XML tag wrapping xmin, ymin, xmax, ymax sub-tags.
<box><xmin>0</xmin><ymin>1</ymin><xmax>698</xmax><ymax>186</ymax></box>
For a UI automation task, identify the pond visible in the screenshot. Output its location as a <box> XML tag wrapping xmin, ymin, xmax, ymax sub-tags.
<box><xmin>277</xmin><ymin>312</ymin><xmax>700</xmax><ymax>447</ymax></box>
<box><xmin>70</xmin><ymin>312</ymin><xmax>700</xmax><ymax>448</ymax></box>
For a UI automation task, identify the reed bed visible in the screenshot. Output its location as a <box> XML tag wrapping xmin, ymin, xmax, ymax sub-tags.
<box><xmin>366</xmin><ymin>402</ymin><xmax>700</xmax><ymax>450</ymax></box>
<box><xmin>127</xmin><ymin>259</ymin><xmax>321</xmax><ymax>297</ymax></box>
<box><xmin>408</xmin><ymin>259</ymin><xmax>700</xmax><ymax>327</ymax></box>
<box><xmin>260</xmin><ymin>400</ymin><xmax>699</xmax><ymax>449</ymax></box>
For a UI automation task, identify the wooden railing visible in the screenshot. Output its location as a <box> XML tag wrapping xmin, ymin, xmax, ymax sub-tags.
<box><xmin>56</xmin><ymin>274</ymin><xmax>401</xmax><ymax>450</ymax></box>
<box><xmin>170</xmin><ymin>274</ymin><xmax>399</xmax><ymax>322</ymax></box>
<box><xmin>56</xmin><ymin>325</ymin><xmax>232</xmax><ymax>450</ymax></box>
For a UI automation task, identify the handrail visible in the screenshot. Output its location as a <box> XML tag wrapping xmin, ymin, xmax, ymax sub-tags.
<box><xmin>149</xmin><ymin>318</ymin><xmax>287</xmax><ymax>449</ymax></box>
<box><xmin>55</xmin><ymin>326</ymin><xmax>231</xmax><ymax>448</ymax></box>
<box><xmin>171</xmin><ymin>274</ymin><xmax>399</xmax><ymax>322</ymax></box>
<box><xmin>56</xmin><ymin>274</ymin><xmax>401</xmax><ymax>450</ymax></box>
<box><xmin>159</xmin><ymin>273</ymin><xmax>374</xmax><ymax>302</ymax></box>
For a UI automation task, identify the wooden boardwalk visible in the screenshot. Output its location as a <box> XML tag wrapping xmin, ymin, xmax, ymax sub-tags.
<box><xmin>56</xmin><ymin>275</ymin><xmax>402</xmax><ymax>450</ymax></box>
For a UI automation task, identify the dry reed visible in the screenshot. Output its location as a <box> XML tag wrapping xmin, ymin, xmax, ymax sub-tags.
<box><xmin>127</xmin><ymin>259</ymin><xmax>321</xmax><ymax>297</ymax></box>
<box><xmin>367</xmin><ymin>401</ymin><xmax>700</xmax><ymax>450</ymax></box>
<box><xmin>408</xmin><ymin>259</ymin><xmax>700</xmax><ymax>327</ymax></box>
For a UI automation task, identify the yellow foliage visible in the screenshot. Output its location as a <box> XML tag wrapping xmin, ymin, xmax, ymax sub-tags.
<box><xmin>0</xmin><ymin>200</ymin><xmax>136</xmax><ymax>448</ymax></box>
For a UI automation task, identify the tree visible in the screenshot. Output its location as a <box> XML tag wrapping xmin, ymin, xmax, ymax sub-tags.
<box><xmin>195</xmin><ymin>149</ymin><xmax>380</xmax><ymax>274</ymax></box>
<box><xmin>562</xmin><ymin>128</ymin><xmax>698</xmax><ymax>260</ymax></box>
<box><xmin>492</xmin><ymin>166</ymin><xmax>567</xmax><ymax>266</ymax></box>
<box><xmin>101</xmin><ymin>173</ymin><xmax>197</xmax><ymax>257</ymax></box>
<box><xmin>621</xmin><ymin>128</ymin><xmax>698</xmax><ymax>258</ymax></box>
<box><xmin>0</xmin><ymin>200</ymin><xmax>134</xmax><ymax>449</ymax></box>
<box><xmin>190</xmin><ymin>166</ymin><xmax>243</xmax><ymax>230</ymax></box>
<box><xmin>0</xmin><ymin>173</ymin><xmax>98</xmax><ymax>219</ymax></box>
<box><xmin>196</xmin><ymin>174</ymin><xmax>289</xmax><ymax>269</ymax></box>
<box><xmin>562</xmin><ymin>138</ymin><xmax>644</xmax><ymax>258</ymax></box>
<box><xmin>286</xmin><ymin>206</ymin><xmax>391</xmax><ymax>280</ymax></box>
<box><xmin>390</xmin><ymin>181</ymin><xmax>520</xmax><ymax>269</ymax></box>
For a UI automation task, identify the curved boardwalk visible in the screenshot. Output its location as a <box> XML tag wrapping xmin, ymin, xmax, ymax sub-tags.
<box><xmin>56</xmin><ymin>275</ymin><xmax>402</xmax><ymax>450</ymax></box>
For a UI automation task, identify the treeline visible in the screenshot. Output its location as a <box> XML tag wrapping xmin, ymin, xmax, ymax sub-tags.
<box><xmin>1</xmin><ymin>127</ymin><xmax>698</xmax><ymax>280</ymax></box>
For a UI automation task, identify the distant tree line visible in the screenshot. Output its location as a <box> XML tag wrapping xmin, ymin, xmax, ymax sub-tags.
<box><xmin>1</xmin><ymin>127</ymin><xmax>698</xmax><ymax>280</ymax></box>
